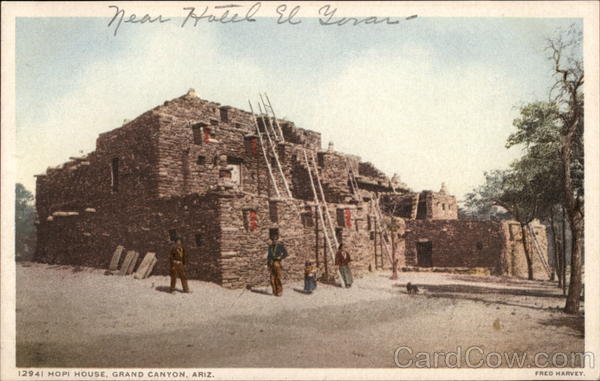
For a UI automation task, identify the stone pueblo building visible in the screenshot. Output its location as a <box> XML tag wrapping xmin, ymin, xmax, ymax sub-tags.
<box><xmin>34</xmin><ymin>90</ymin><xmax>550</xmax><ymax>288</ymax></box>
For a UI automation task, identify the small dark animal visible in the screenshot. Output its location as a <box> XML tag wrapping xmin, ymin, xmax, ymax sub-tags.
<box><xmin>406</xmin><ymin>282</ymin><xmax>419</xmax><ymax>295</ymax></box>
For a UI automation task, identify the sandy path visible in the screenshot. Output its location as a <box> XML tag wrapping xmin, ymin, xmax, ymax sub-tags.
<box><xmin>16</xmin><ymin>263</ymin><xmax>584</xmax><ymax>368</ymax></box>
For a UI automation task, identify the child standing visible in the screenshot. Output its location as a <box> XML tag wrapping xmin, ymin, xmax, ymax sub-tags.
<box><xmin>303</xmin><ymin>261</ymin><xmax>318</xmax><ymax>293</ymax></box>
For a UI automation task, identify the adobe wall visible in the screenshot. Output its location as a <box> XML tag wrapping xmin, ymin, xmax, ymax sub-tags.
<box><xmin>380</xmin><ymin>193</ymin><xmax>418</xmax><ymax>219</ymax></box>
<box><xmin>404</xmin><ymin>220</ymin><xmax>507</xmax><ymax>273</ymax></box>
<box><xmin>33</xmin><ymin>90</ymin><xmax>551</xmax><ymax>288</ymax></box>
<box><xmin>501</xmin><ymin>221</ymin><xmax>549</xmax><ymax>279</ymax></box>
<box><xmin>152</xmin><ymin>92</ymin><xmax>323</xmax><ymax>200</ymax></box>
<box><xmin>280</xmin><ymin>121</ymin><xmax>321</xmax><ymax>148</ymax></box>
<box><xmin>330</xmin><ymin>201</ymin><xmax>387</xmax><ymax>274</ymax></box>
<box><xmin>35</xmin><ymin>111</ymin><xmax>162</xmax><ymax>222</ymax></box>
<box><xmin>416</xmin><ymin>191</ymin><xmax>458</xmax><ymax>220</ymax></box>
<box><xmin>359</xmin><ymin>162</ymin><xmax>387</xmax><ymax>179</ymax></box>
<box><xmin>404</xmin><ymin>219</ymin><xmax>550</xmax><ymax>279</ymax></box>
<box><xmin>35</xmin><ymin>193</ymin><xmax>223</xmax><ymax>283</ymax></box>
<box><xmin>429</xmin><ymin>192</ymin><xmax>458</xmax><ymax>219</ymax></box>
<box><xmin>215</xmin><ymin>190</ymin><xmax>389</xmax><ymax>289</ymax></box>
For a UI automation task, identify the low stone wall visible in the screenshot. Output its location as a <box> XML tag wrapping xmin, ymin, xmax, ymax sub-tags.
<box><xmin>34</xmin><ymin>193</ymin><xmax>223</xmax><ymax>283</ymax></box>
<box><xmin>404</xmin><ymin>220</ymin><xmax>507</xmax><ymax>274</ymax></box>
<box><xmin>501</xmin><ymin>221</ymin><xmax>549</xmax><ymax>279</ymax></box>
<box><xmin>404</xmin><ymin>219</ymin><xmax>550</xmax><ymax>279</ymax></box>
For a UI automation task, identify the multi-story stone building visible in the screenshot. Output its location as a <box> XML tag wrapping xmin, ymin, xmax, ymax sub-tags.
<box><xmin>34</xmin><ymin>90</ymin><xmax>549</xmax><ymax>288</ymax></box>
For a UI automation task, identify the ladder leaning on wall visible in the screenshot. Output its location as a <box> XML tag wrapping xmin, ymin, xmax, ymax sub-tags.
<box><xmin>302</xmin><ymin>149</ymin><xmax>346</xmax><ymax>287</ymax></box>
<box><xmin>346</xmin><ymin>158</ymin><xmax>361</xmax><ymax>201</ymax></box>
<box><xmin>527</xmin><ymin>224</ymin><xmax>552</xmax><ymax>278</ymax></box>
<box><xmin>254</xmin><ymin>98</ymin><xmax>293</xmax><ymax>200</ymax></box>
<box><xmin>373</xmin><ymin>196</ymin><xmax>394</xmax><ymax>269</ymax></box>
<box><xmin>260</xmin><ymin>93</ymin><xmax>285</xmax><ymax>142</ymax></box>
<box><xmin>249</xmin><ymin>101</ymin><xmax>281</xmax><ymax>199</ymax></box>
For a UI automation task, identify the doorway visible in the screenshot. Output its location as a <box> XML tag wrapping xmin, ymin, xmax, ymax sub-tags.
<box><xmin>335</xmin><ymin>228</ymin><xmax>343</xmax><ymax>248</ymax></box>
<box><xmin>416</xmin><ymin>199</ymin><xmax>427</xmax><ymax>219</ymax></box>
<box><xmin>416</xmin><ymin>241</ymin><xmax>433</xmax><ymax>267</ymax></box>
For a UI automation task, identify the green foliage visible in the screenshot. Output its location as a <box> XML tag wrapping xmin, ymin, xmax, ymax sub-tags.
<box><xmin>466</xmin><ymin>96</ymin><xmax>582</xmax><ymax>224</ymax></box>
<box><xmin>507</xmin><ymin>102</ymin><xmax>561</xmax><ymax>149</ymax></box>
<box><xmin>465</xmin><ymin>24</ymin><xmax>584</xmax><ymax>308</ymax></box>
<box><xmin>508</xmin><ymin>100</ymin><xmax>583</xmax><ymax>206</ymax></box>
<box><xmin>16</xmin><ymin>183</ymin><xmax>36</xmax><ymax>260</ymax></box>
<box><xmin>464</xmin><ymin>166</ymin><xmax>540</xmax><ymax>224</ymax></box>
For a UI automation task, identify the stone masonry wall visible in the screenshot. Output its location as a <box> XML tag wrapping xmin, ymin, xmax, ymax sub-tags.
<box><xmin>35</xmin><ymin>111</ymin><xmax>161</xmax><ymax>221</ymax></box>
<box><xmin>35</xmin><ymin>193</ymin><xmax>223</xmax><ymax>282</ymax></box>
<box><xmin>429</xmin><ymin>192</ymin><xmax>458</xmax><ymax>220</ymax></box>
<box><xmin>501</xmin><ymin>221</ymin><xmax>549</xmax><ymax>280</ymax></box>
<box><xmin>34</xmin><ymin>90</ymin><xmax>550</xmax><ymax>288</ymax></box>
<box><xmin>215</xmin><ymin>190</ymin><xmax>389</xmax><ymax>289</ymax></box>
<box><xmin>152</xmin><ymin>92</ymin><xmax>323</xmax><ymax>200</ymax></box>
<box><xmin>416</xmin><ymin>191</ymin><xmax>458</xmax><ymax>220</ymax></box>
<box><xmin>404</xmin><ymin>220</ymin><xmax>507</xmax><ymax>273</ymax></box>
<box><xmin>404</xmin><ymin>219</ymin><xmax>550</xmax><ymax>279</ymax></box>
<box><xmin>380</xmin><ymin>193</ymin><xmax>418</xmax><ymax>219</ymax></box>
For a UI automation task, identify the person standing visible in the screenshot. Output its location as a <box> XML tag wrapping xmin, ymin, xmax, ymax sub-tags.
<box><xmin>170</xmin><ymin>238</ymin><xmax>190</xmax><ymax>293</ymax></box>
<box><xmin>267</xmin><ymin>233</ymin><xmax>288</xmax><ymax>296</ymax></box>
<box><xmin>303</xmin><ymin>261</ymin><xmax>318</xmax><ymax>293</ymax></box>
<box><xmin>335</xmin><ymin>243</ymin><xmax>353</xmax><ymax>288</ymax></box>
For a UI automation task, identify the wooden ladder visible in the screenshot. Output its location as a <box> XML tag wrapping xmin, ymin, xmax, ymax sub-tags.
<box><xmin>527</xmin><ymin>224</ymin><xmax>552</xmax><ymax>278</ymax></box>
<box><xmin>373</xmin><ymin>196</ymin><xmax>394</xmax><ymax>267</ymax></box>
<box><xmin>261</xmin><ymin>93</ymin><xmax>285</xmax><ymax>141</ymax></box>
<box><xmin>346</xmin><ymin>158</ymin><xmax>361</xmax><ymax>201</ymax></box>
<box><xmin>254</xmin><ymin>99</ymin><xmax>292</xmax><ymax>200</ymax></box>
<box><xmin>249</xmin><ymin>101</ymin><xmax>281</xmax><ymax>198</ymax></box>
<box><xmin>303</xmin><ymin>149</ymin><xmax>346</xmax><ymax>287</ymax></box>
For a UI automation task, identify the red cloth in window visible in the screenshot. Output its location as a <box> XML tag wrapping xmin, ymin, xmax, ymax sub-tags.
<box><xmin>251</xmin><ymin>138</ymin><xmax>258</xmax><ymax>155</ymax></box>
<box><xmin>345</xmin><ymin>209</ymin><xmax>352</xmax><ymax>227</ymax></box>
<box><xmin>249</xmin><ymin>211</ymin><xmax>258</xmax><ymax>231</ymax></box>
<box><xmin>203</xmin><ymin>127</ymin><xmax>210</xmax><ymax>143</ymax></box>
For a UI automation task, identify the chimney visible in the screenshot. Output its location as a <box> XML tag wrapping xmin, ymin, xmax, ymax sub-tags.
<box><xmin>186</xmin><ymin>88</ymin><xmax>199</xmax><ymax>98</ymax></box>
<box><xmin>440</xmin><ymin>182</ymin><xmax>448</xmax><ymax>194</ymax></box>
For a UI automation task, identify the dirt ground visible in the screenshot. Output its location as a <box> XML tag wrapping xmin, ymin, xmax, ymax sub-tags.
<box><xmin>15</xmin><ymin>262</ymin><xmax>584</xmax><ymax>368</ymax></box>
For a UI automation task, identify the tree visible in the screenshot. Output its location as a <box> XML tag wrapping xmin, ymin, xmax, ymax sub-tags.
<box><xmin>459</xmin><ymin>199</ymin><xmax>511</xmax><ymax>221</ymax></box>
<box><xmin>384</xmin><ymin>216</ymin><xmax>405</xmax><ymax>280</ymax></box>
<box><xmin>464</xmin><ymin>166</ymin><xmax>543</xmax><ymax>280</ymax></box>
<box><xmin>506</xmin><ymin>25</ymin><xmax>584</xmax><ymax>313</ymax></box>
<box><xmin>546</xmin><ymin>26</ymin><xmax>584</xmax><ymax>314</ymax></box>
<box><xmin>508</xmin><ymin>101</ymin><xmax>571</xmax><ymax>293</ymax></box>
<box><xmin>16</xmin><ymin>183</ymin><xmax>36</xmax><ymax>261</ymax></box>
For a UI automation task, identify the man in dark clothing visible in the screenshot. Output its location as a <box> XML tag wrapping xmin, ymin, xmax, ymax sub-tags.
<box><xmin>266</xmin><ymin>233</ymin><xmax>288</xmax><ymax>296</ymax></box>
<box><xmin>170</xmin><ymin>238</ymin><xmax>190</xmax><ymax>293</ymax></box>
<box><xmin>335</xmin><ymin>243</ymin><xmax>353</xmax><ymax>288</ymax></box>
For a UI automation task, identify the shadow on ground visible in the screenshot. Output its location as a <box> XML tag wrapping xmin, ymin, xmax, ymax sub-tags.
<box><xmin>398</xmin><ymin>282</ymin><xmax>572</xmax><ymax>312</ymax></box>
<box><xmin>414</xmin><ymin>283</ymin><xmax>564</xmax><ymax>299</ymax></box>
<box><xmin>448</xmin><ymin>274</ymin><xmax>556</xmax><ymax>286</ymax></box>
<box><xmin>249</xmin><ymin>288</ymin><xmax>272</xmax><ymax>296</ymax></box>
<box><xmin>539</xmin><ymin>315</ymin><xmax>584</xmax><ymax>338</ymax></box>
<box><xmin>155</xmin><ymin>286</ymin><xmax>172</xmax><ymax>293</ymax></box>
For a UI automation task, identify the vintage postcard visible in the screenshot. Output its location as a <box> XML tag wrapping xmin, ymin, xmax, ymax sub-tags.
<box><xmin>1</xmin><ymin>1</ymin><xmax>599</xmax><ymax>380</ymax></box>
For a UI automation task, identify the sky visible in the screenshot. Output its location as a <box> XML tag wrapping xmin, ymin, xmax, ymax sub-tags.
<box><xmin>15</xmin><ymin>15</ymin><xmax>581</xmax><ymax>201</ymax></box>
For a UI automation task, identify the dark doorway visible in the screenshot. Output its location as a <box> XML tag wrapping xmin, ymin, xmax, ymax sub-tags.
<box><xmin>335</xmin><ymin>228</ymin><xmax>343</xmax><ymax>248</ymax></box>
<box><xmin>416</xmin><ymin>241</ymin><xmax>433</xmax><ymax>267</ymax></box>
<box><xmin>416</xmin><ymin>199</ymin><xmax>427</xmax><ymax>219</ymax></box>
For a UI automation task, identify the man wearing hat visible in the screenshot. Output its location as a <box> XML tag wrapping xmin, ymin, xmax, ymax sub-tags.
<box><xmin>170</xmin><ymin>237</ymin><xmax>190</xmax><ymax>293</ymax></box>
<box><xmin>266</xmin><ymin>233</ymin><xmax>288</xmax><ymax>296</ymax></box>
